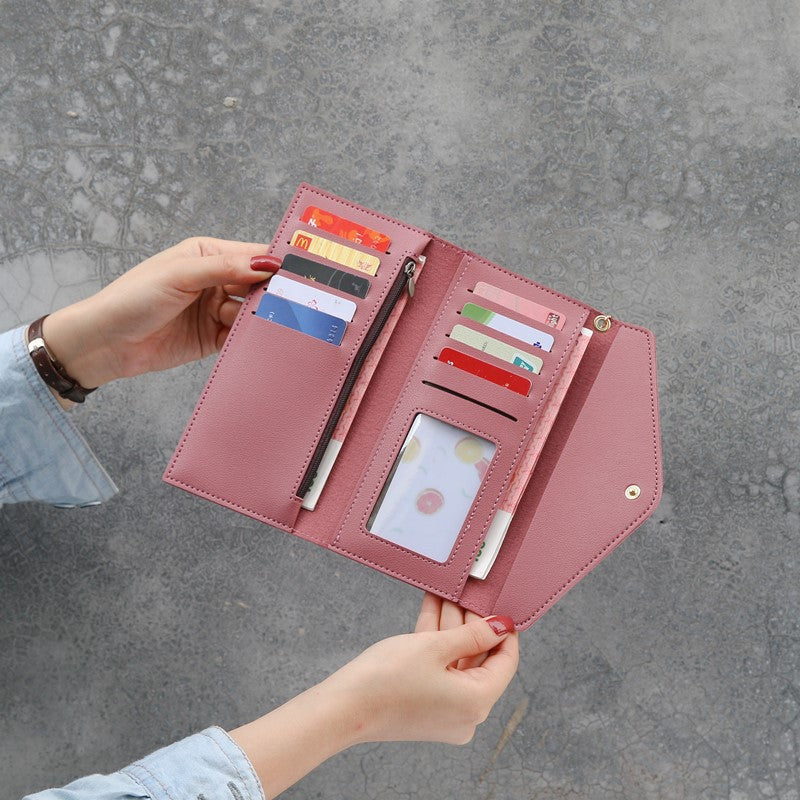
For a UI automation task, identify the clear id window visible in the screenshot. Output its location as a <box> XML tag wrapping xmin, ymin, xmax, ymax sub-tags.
<box><xmin>367</xmin><ymin>414</ymin><xmax>496</xmax><ymax>563</ymax></box>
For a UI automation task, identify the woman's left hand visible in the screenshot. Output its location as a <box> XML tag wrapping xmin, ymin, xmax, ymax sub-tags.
<box><xmin>42</xmin><ymin>237</ymin><xmax>279</xmax><ymax>393</ymax></box>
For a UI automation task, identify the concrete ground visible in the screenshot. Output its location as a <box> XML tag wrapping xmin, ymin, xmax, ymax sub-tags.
<box><xmin>1</xmin><ymin>1</ymin><xmax>799</xmax><ymax>798</ymax></box>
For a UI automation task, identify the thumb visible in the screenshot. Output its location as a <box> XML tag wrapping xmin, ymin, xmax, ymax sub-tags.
<box><xmin>159</xmin><ymin>253</ymin><xmax>281</xmax><ymax>294</ymax></box>
<box><xmin>438</xmin><ymin>615</ymin><xmax>516</xmax><ymax>662</ymax></box>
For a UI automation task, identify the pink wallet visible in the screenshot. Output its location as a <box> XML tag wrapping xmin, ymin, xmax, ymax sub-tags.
<box><xmin>164</xmin><ymin>184</ymin><xmax>662</xmax><ymax>630</ymax></box>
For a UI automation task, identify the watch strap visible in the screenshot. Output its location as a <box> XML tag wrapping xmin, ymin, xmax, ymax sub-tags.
<box><xmin>27</xmin><ymin>315</ymin><xmax>96</xmax><ymax>403</ymax></box>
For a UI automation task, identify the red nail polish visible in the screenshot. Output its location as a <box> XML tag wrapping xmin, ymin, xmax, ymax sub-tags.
<box><xmin>486</xmin><ymin>615</ymin><xmax>515</xmax><ymax>636</ymax></box>
<box><xmin>250</xmin><ymin>255</ymin><xmax>281</xmax><ymax>272</ymax></box>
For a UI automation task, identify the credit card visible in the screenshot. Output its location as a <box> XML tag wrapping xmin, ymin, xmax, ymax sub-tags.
<box><xmin>450</xmin><ymin>324</ymin><xmax>543</xmax><ymax>373</ymax></box>
<box><xmin>254</xmin><ymin>293</ymin><xmax>346</xmax><ymax>346</ymax></box>
<box><xmin>301</xmin><ymin>206</ymin><xmax>391</xmax><ymax>253</ymax></box>
<box><xmin>461</xmin><ymin>303</ymin><xmax>555</xmax><ymax>351</ymax></box>
<box><xmin>267</xmin><ymin>273</ymin><xmax>357</xmax><ymax>322</ymax></box>
<box><xmin>438</xmin><ymin>347</ymin><xmax>531</xmax><ymax>395</ymax></box>
<box><xmin>291</xmin><ymin>230</ymin><xmax>380</xmax><ymax>276</ymax></box>
<box><xmin>281</xmin><ymin>253</ymin><xmax>370</xmax><ymax>299</ymax></box>
<box><xmin>473</xmin><ymin>281</ymin><xmax>565</xmax><ymax>330</ymax></box>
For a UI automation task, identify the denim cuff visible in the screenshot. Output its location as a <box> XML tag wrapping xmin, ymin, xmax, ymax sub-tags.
<box><xmin>0</xmin><ymin>325</ymin><xmax>118</xmax><ymax>507</ymax></box>
<box><xmin>123</xmin><ymin>727</ymin><xmax>264</xmax><ymax>800</ymax></box>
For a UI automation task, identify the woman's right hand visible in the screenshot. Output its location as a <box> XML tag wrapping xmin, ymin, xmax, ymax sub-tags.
<box><xmin>229</xmin><ymin>595</ymin><xmax>519</xmax><ymax>798</ymax></box>
<box><xmin>326</xmin><ymin>593</ymin><xmax>519</xmax><ymax>745</ymax></box>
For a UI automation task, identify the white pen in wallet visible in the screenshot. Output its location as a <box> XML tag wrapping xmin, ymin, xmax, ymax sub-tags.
<box><xmin>470</xmin><ymin>326</ymin><xmax>594</xmax><ymax>579</ymax></box>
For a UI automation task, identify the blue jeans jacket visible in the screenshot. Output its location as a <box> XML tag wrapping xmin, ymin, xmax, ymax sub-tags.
<box><xmin>2</xmin><ymin>326</ymin><xmax>263</xmax><ymax>800</ymax></box>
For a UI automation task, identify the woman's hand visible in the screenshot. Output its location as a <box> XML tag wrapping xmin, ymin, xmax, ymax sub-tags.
<box><xmin>329</xmin><ymin>593</ymin><xmax>519</xmax><ymax>745</ymax></box>
<box><xmin>41</xmin><ymin>237</ymin><xmax>279</xmax><ymax>393</ymax></box>
<box><xmin>229</xmin><ymin>594</ymin><xmax>519</xmax><ymax>799</ymax></box>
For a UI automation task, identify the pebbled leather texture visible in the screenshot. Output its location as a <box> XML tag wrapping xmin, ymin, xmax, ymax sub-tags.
<box><xmin>164</xmin><ymin>185</ymin><xmax>662</xmax><ymax>629</ymax></box>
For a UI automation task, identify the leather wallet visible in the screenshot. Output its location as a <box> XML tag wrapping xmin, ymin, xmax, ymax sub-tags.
<box><xmin>164</xmin><ymin>184</ymin><xmax>662</xmax><ymax>630</ymax></box>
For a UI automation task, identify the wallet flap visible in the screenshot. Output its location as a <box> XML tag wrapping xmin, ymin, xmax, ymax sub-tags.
<box><xmin>458</xmin><ymin>319</ymin><xmax>663</xmax><ymax>629</ymax></box>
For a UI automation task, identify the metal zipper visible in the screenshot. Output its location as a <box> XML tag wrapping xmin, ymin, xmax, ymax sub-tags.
<box><xmin>297</xmin><ymin>257</ymin><xmax>417</xmax><ymax>498</ymax></box>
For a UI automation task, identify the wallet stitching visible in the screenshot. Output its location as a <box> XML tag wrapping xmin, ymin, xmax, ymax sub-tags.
<box><xmin>166</xmin><ymin>185</ymin><xmax>431</xmax><ymax>520</ymax></box>
<box><xmin>165</xmin><ymin>477</ymin><xmax>313</xmax><ymax>536</ymax></box>
<box><xmin>429</xmin><ymin>238</ymin><xmax>593</xmax><ymax>313</ymax></box>
<box><xmin>514</xmin><ymin>323</ymin><xmax>662</xmax><ymax>627</ymax></box>
<box><xmin>335</xmin><ymin>253</ymin><xmax>587</xmax><ymax>597</ymax></box>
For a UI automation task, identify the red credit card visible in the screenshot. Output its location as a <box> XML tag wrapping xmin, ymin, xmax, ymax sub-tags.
<box><xmin>301</xmin><ymin>206</ymin><xmax>391</xmax><ymax>253</ymax></box>
<box><xmin>438</xmin><ymin>347</ymin><xmax>531</xmax><ymax>395</ymax></box>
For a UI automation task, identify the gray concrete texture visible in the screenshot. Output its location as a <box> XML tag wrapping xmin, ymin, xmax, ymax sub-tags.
<box><xmin>1</xmin><ymin>0</ymin><xmax>798</xmax><ymax>797</ymax></box>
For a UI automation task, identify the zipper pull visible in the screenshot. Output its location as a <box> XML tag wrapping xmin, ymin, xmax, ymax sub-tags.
<box><xmin>404</xmin><ymin>258</ymin><xmax>416</xmax><ymax>298</ymax></box>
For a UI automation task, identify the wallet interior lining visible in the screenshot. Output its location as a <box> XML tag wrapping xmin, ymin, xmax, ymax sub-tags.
<box><xmin>312</xmin><ymin>248</ymin><xmax>590</xmax><ymax>600</ymax></box>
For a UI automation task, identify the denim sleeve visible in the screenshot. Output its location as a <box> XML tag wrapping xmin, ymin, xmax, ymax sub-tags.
<box><xmin>22</xmin><ymin>727</ymin><xmax>265</xmax><ymax>800</ymax></box>
<box><xmin>0</xmin><ymin>325</ymin><xmax>118</xmax><ymax>507</ymax></box>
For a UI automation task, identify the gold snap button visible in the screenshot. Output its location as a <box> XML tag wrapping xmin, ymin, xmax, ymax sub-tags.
<box><xmin>594</xmin><ymin>314</ymin><xmax>612</xmax><ymax>332</ymax></box>
<box><xmin>625</xmin><ymin>484</ymin><xmax>641</xmax><ymax>500</ymax></box>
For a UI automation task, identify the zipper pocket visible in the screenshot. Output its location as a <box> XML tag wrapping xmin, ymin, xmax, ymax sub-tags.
<box><xmin>296</xmin><ymin>257</ymin><xmax>418</xmax><ymax>499</ymax></box>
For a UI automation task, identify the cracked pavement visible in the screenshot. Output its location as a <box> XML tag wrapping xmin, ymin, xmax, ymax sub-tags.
<box><xmin>2</xmin><ymin>1</ymin><xmax>799</xmax><ymax>798</ymax></box>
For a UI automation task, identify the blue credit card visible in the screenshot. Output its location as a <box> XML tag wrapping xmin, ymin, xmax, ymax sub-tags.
<box><xmin>254</xmin><ymin>293</ymin><xmax>346</xmax><ymax>346</ymax></box>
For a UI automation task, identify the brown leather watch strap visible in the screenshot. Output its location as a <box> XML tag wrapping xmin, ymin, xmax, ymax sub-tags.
<box><xmin>27</xmin><ymin>315</ymin><xmax>96</xmax><ymax>403</ymax></box>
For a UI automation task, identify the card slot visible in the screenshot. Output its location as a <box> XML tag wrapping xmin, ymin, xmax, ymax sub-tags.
<box><xmin>424</xmin><ymin>354</ymin><xmax>536</xmax><ymax>422</ymax></box>
<box><xmin>285</xmin><ymin>219</ymin><xmax>394</xmax><ymax>257</ymax></box>
<box><xmin>453</xmin><ymin>307</ymin><xmax>555</xmax><ymax>354</ymax></box>
<box><xmin>421</xmin><ymin>380</ymin><xmax>518</xmax><ymax>421</ymax></box>
<box><xmin>440</xmin><ymin>334</ymin><xmax>542</xmax><ymax>380</ymax></box>
<box><xmin>458</xmin><ymin>260</ymin><xmax>588</xmax><ymax>334</ymax></box>
<box><xmin>449</xmin><ymin>316</ymin><xmax>557</xmax><ymax>377</ymax></box>
<box><xmin>284</xmin><ymin>221</ymin><xmax>388</xmax><ymax>275</ymax></box>
<box><xmin>250</xmin><ymin>305</ymin><xmax>346</xmax><ymax>348</ymax></box>
<box><xmin>263</xmin><ymin>267</ymin><xmax>371</xmax><ymax>306</ymax></box>
<box><xmin>290</xmin><ymin>193</ymin><xmax>400</xmax><ymax>255</ymax></box>
<box><xmin>465</xmin><ymin>286</ymin><xmax>565</xmax><ymax>333</ymax></box>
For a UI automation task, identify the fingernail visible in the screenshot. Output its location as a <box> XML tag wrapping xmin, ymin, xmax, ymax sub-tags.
<box><xmin>486</xmin><ymin>615</ymin><xmax>515</xmax><ymax>636</ymax></box>
<box><xmin>250</xmin><ymin>255</ymin><xmax>281</xmax><ymax>272</ymax></box>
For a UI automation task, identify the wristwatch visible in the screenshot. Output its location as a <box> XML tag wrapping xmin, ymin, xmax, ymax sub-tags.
<box><xmin>26</xmin><ymin>315</ymin><xmax>96</xmax><ymax>403</ymax></box>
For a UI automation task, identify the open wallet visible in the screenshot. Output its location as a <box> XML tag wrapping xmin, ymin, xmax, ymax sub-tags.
<box><xmin>164</xmin><ymin>184</ymin><xmax>662</xmax><ymax>630</ymax></box>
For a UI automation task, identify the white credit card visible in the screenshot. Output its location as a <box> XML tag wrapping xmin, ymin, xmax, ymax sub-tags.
<box><xmin>266</xmin><ymin>273</ymin><xmax>357</xmax><ymax>322</ymax></box>
<box><xmin>461</xmin><ymin>302</ymin><xmax>555</xmax><ymax>352</ymax></box>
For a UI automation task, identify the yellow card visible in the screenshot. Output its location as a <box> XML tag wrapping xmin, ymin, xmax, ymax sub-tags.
<box><xmin>290</xmin><ymin>230</ymin><xmax>380</xmax><ymax>276</ymax></box>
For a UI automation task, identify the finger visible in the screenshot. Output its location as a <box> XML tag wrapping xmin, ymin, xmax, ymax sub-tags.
<box><xmin>214</xmin><ymin>324</ymin><xmax>232</xmax><ymax>352</ymax></box>
<box><xmin>472</xmin><ymin>629</ymin><xmax>519</xmax><ymax>691</ymax></box>
<box><xmin>179</xmin><ymin>237</ymin><xmax>271</xmax><ymax>257</ymax></box>
<box><xmin>458</xmin><ymin>609</ymin><xmax>490</xmax><ymax>670</ymax></box>
<box><xmin>162</xmin><ymin>253</ymin><xmax>277</xmax><ymax>295</ymax></box>
<box><xmin>438</xmin><ymin>601</ymin><xmax>467</xmax><ymax>669</ymax></box>
<box><xmin>142</xmin><ymin>238</ymin><xmax>270</xmax><ymax>267</ymax></box>
<box><xmin>223</xmin><ymin>282</ymin><xmax>262</xmax><ymax>299</ymax></box>
<box><xmin>218</xmin><ymin>297</ymin><xmax>244</xmax><ymax>329</ymax></box>
<box><xmin>415</xmin><ymin>592</ymin><xmax>443</xmax><ymax>633</ymax></box>
<box><xmin>438</xmin><ymin>615</ymin><xmax>516</xmax><ymax>663</ymax></box>
<box><xmin>440</xmin><ymin>600</ymin><xmax>466</xmax><ymax>631</ymax></box>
